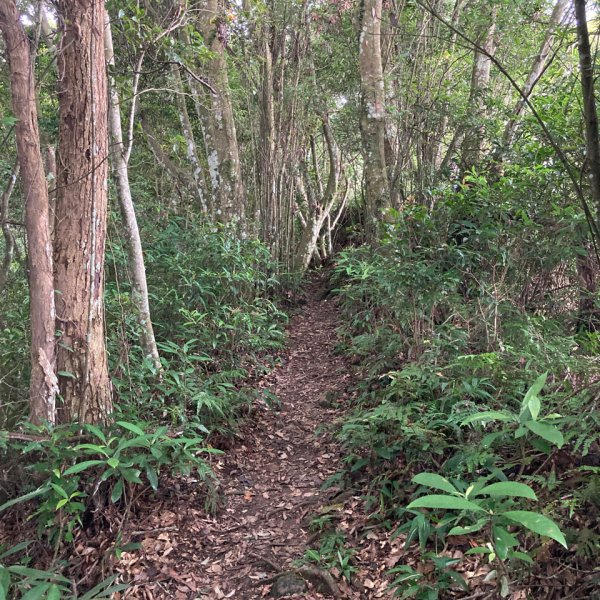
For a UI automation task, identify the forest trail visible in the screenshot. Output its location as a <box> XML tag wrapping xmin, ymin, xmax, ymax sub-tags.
<box><xmin>119</xmin><ymin>277</ymin><xmax>376</xmax><ymax>599</ymax></box>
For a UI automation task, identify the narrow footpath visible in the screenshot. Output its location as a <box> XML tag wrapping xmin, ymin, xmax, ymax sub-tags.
<box><xmin>118</xmin><ymin>279</ymin><xmax>387</xmax><ymax>599</ymax></box>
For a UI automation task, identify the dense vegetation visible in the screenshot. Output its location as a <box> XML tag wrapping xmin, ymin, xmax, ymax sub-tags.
<box><xmin>1</xmin><ymin>0</ymin><xmax>599</xmax><ymax>597</ymax></box>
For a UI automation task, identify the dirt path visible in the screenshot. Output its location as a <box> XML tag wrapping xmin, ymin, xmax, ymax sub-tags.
<box><xmin>120</xmin><ymin>279</ymin><xmax>364</xmax><ymax>599</ymax></box>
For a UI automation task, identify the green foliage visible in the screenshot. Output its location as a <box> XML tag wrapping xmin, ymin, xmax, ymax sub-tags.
<box><xmin>0</xmin><ymin>542</ymin><xmax>127</xmax><ymax>600</ymax></box>
<box><xmin>106</xmin><ymin>218</ymin><xmax>287</xmax><ymax>428</ymax></box>
<box><xmin>388</xmin><ymin>554</ymin><xmax>466</xmax><ymax>599</ymax></box>
<box><xmin>1</xmin><ymin>421</ymin><xmax>219</xmax><ymax>548</ymax></box>
<box><xmin>332</xmin><ymin>178</ymin><xmax>600</xmax><ymax>593</ymax></box>
<box><xmin>302</xmin><ymin>529</ymin><xmax>357</xmax><ymax>582</ymax></box>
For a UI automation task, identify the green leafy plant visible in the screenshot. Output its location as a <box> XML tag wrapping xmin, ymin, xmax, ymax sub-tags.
<box><xmin>302</xmin><ymin>530</ymin><xmax>357</xmax><ymax>582</ymax></box>
<box><xmin>1</xmin><ymin>421</ymin><xmax>220</xmax><ymax>548</ymax></box>
<box><xmin>0</xmin><ymin>542</ymin><xmax>127</xmax><ymax>599</ymax></box>
<box><xmin>461</xmin><ymin>373</ymin><xmax>565</xmax><ymax>451</ymax></box>
<box><xmin>405</xmin><ymin>471</ymin><xmax>567</xmax><ymax>595</ymax></box>
<box><xmin>387</xmin><ymin>553</ymin><xmax>467</xmax><ymax>599</ymax></box>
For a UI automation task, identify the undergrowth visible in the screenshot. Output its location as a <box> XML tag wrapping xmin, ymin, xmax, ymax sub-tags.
<box><xmin>0</xmin><ymin>218</ymin><xmax>289</xmax><ymax>597</ymax></box>
<box><xmin>331</xmin><ymin>176</ymin><xmax>600</xmax><ymax>598</ymax></box>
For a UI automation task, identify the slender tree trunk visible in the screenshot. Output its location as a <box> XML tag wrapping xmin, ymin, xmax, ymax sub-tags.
<box><xmin>575</xmin><ymin>0</ymin><xmax>600</xmax><ymax>220</ymax></box>
<box><xmin>434</xmin><ymin>0</ymin><xmax>464</xmax><ymax>172</ymax></box>
<box><xmin>105</xmin><ymin>15</ymin><xmax>161</xmax><ymax>372</ymax></box>
<box><xmin>197</xmin><ymin>0</ymin><xmax>245</xmax><ymax>225</ymax></box>
<box><xmin>258</xmin><ymin>33</ymin><xmax>277</xmax><ymax>250</ymax></box>
<box><xmin>0</xmin><ymin>1</ymin><xmax>58</xmax><ymax>425</ymax></box>
<box><xmin>502</xmin><ymin>0</ymin><xmax>569</xmax><ymax>149</ymax></box>
<box><xmin>295</xmin><ymin>115</ymin><xmax>341</xmax><ymax>272</ymax></box>
<box><xmin>0</xmin><ymin>163</ymin><xmax>19</xmax><ymax>296</ymax></box>
<box><xmin>574</xmin><ymin>0</ymin><xmax>600</xmax><ymax>331</ymax></box>
<box><xmin>45</xmin><ymin>145</ymin><xmax>57</xmax><ymax>236</ymax></box>
<box><xmin>171</xmin><ymin>64</ymin><xmax>209</xmax><ymax>213</ymax></box>
<box><xmin>55</xmin><ymin>0</ymin><xmax>112</xmax><ymax>424</ymax></box>
<box><xmin>462</xmin><ymin>9</ymin><xmax>497</xmax><ymax>172</ymax></box>
<box><xmin>359</xmin><ymin>0</ymin><xmax>389</xmax><ymax>242</ymax></box>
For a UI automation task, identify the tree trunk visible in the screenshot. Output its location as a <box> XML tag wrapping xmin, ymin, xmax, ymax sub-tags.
<box><xmin>359</xmin><ymin>0</ymin><xmax>389</xmax><ymax>243</ymax></box>
<box><xmin>55</xmin><ymin>0</ymin><xmax>112</xmax><ymax>424</ymax></box>
<box><xmin>0</xmin><ymin>163</ymin><xmax>19</xmax><ymax>296</ymax></box>
<box><xmin>105</xmin><ymin>15</ymin><xmax>161</xmax><ymax>372</ymax></box>
<box><xmin>575</xmin><ymin>0</ymin><xmax>600</xmax><ymax>221</ymax></box>
<box><xmin>197</xmin><ymin>0</ymin><xmax>245</xmax><ymax>225</ymax></box>
<box><xmin>295</xmin><ymin>115</ymin><xmax>342</xmax><ymax>272</ymax></box>
<box><xmin>0</xmin><ymin>1</ymin><xmax>58</xmax><ymax>425</ymax></box>
<box><xmin>574</xmin><ymin>0</ymin><xmax>600</xmax><ymax>330</ymax></box>
<box><xmin>462</xmin><ymin>9</ymin><xmax>497</xmax><ymax>172</ymax></box>
<box><xmin>502</xmin><ymin>0</ymin><xmax>569</xmax><ymax>149</ymax></box>
<box><xmin>171</xmin><ymin>64</ymin><xmax>209</xmax><ymax>213</ymax></box>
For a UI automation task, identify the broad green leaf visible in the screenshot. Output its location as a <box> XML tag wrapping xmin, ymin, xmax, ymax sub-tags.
<box><xmin>8</xmin><ymin>566</ymin><xmax>68</xmax><ymax>582</ymax></box>
<box><xmin>503</xmin><ymin>510</ymin><xmax>567</xmax><ymax>548</ymax></box>
<box><xmin>407</xmin><ymin>494</ymin><xmax>485</xmax><ymax>513</ymax></box>
<box><xmin>116</xmin><ymin>421</ymin><xmax>145</xmax><ymax>436</ymax></box>
<box><xmin>0</xmin><ymin>486</ymin><xmax>49</xmax><ymax>513</ymax></box>
<box><xmin>448</xmin><ymin>519</ymin><xmax>487</xmax><ymax>536</ymax></box>
<box><xmin>111</xmin><ymin>478</ymin><xmax>124</xmax><ymax>503</ymax></box>
<box><xmin>523</xmin><ymin>373</ymin><xmax>547</xmax><ymax>408</ymax></box>
<box><xmin>492</xmin><ymin>525</ymin><xmax>518</xmax><ymax>561</ymax></box>
<box><xmin>20</xmin><ymin>583</ymin><xmax>50</xmax><ymax>600</ymax></box>
<box><xmin>146</xmin><ymin>466</ymin><xmax>159</xmax><ymax>491</ymax></box>
<box><xmin>74</xmin><ymin>444</ymin><xmax>110</xmax><ymax>457</ymax></box>
<box><xmin>0</xmin><ymin>541</ymin><xmax>30</xmax><ymax>559</ymax></box>
<box><xmin>477</xmin><ymin>481</ymin><xmax>537</xmax><ymax>500</ymax></box>
<box><xmin>520</xmin><ymin>373</ymin><xmax>547</xmax><ymax>420</ymax></box>
<box><xmin>412</xmin><ymin>473</ymin><xmax>459</xmax><ymax>495</ymax></box>
<box><xmin>50</xmin><ymin>484</ymin><xmax>69</xmax><ymax>500</ymax></box>
<box><xmin>107</xmin><ymin>457</ymin><xmax>120</xmax><ymax>469</ymax></box>
<box><xmin>56</xmin><ymin>498</ymin><xmax>69</xmax><ymax>509</ymax></box>
<box><xmin>0</xmin><ymin>566</ymin><xmax>10</xmax><ymax>600</ymax></box>
<box><xmin>461</xmin><ymin>411</ymin><xmax>514</xmax><ymax>425</ymax></box>
<box><xmin>63</xmin><ymin>460</ymin><xmax>104</xmax><ymax>476</ymax></box>
<box><xmin>524</xmin><ymin>421</ymin><xmax>564</xmax><ymax>448</ymax></box>
<box><xmin>509</xmin><ymin>550</ymin><xmax>534</xmax><ymax>564</ymax></box>
<box><xmin>84</xmin><ymin>424</ymin><xmax>107</xmax><ymax>444</ymax></box>
<box><xmin>47</xmin><ymin>584</ymin><xmax>61</xmax><ymax>600</ymax></box>
<box><xmin>528</xmin><ymin>396</ymin><xmax>541</xmax><ymax>421</ymax></box>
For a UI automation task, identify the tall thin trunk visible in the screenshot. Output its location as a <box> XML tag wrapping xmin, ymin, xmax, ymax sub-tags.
<box><xmin>171</xmin><ymin>64</ymin><xmax>209</xmax><ymax>213</ymax></box>
<box><xmin>502</xmin><ymin>0</ymin><xmax>569</xmax><ymax>149</ymax></box>
<box><xmin>295</xmin><ymin>115</ymin><xmax>342</xmax><ymax>272</ymax></box>
<box><xmin>434</xmin><ymin>0</ymin><xmax>464</xmax><ymax>171</ymax></box>
<box><xmin>0</xmin><ymin>1</ymin><xmax>57</xmax><ymax>425</ymax></box>
<box><xmin>259</xmin><ymin>32</ymin><xmax>277</xmax><ymax>250</ymax></box>
<box><xmin>45</xmin><ymin>145</ymin><xmax>57</xmax><ymax>236</ymax></box>
<box><xmin>575</xmin><ymin>0</ymin><xmax>600</xmax><ymax>220</ymax></box>
<box><xmin>105</xmin><ymin>15</ymin><xmax>161</xmax><ymax>372</ymax></box>
<box><xmin>359</xmin><ymin>0</ymin><xmax>389</xmax><ymax>242</ymax></box>
<box><xmin>197</xmin><ymin>0</ymin><xmax>245</xmax><ymax>224</ymax></box>
<box><xmin>462</xmin><ymin>9</ymin><xmax>497</xmax><ymax>172</ymax></box>
<box><xmin>55</xmin><ymin>0</ymin><xmax>112</xmax><ymax>424</ymax></box>
<box><xmin>574</xmin><ymin>0</ymin><xmax>600</xmax><ymax>330</ymax></box>
<box><xmin>0</xmin><ymin>163</ymin><xmax>19</xmax><ymax>296</ymax></box>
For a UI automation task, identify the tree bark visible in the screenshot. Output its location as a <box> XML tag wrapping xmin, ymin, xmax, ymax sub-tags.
<box><xmin>105</xmin><ymin>14</ymin><xmax>161</xmax><ymax>372</ymax></box>
<box><xmin>575</xmin><ymin>0</ymin><xmax>600</xmax><ymax>221</ymax></box>
<box><xmin>197</xmin><ymin>0</ymin><xmax>245</xmax><ymax>225</ymax></box>
<box><xmin>359</xmin><ymin>0</ymin><xmax>389</xmax><ymax>243</ymax></box>
<box><xmin>0</xmin><ymin>163</ymin><xmax>19</xmax><ymax>296</ymax></box>
<box><xmin>295</xmin><ymin>115</ymin><xmax>342</xmax><ymax>272</ymax></box>
<box><xmin>0</xmin><ymin>1</ymin><xmax>58</xmax><ymax>425</ymax></box>
<box><xmin>55</xmin><ymin>0</ymin><xmax>112</xmax><ymax>424</ymax></box>
<box><xmin>462</xmin><ymin>8</ymin><xmax>497</xmax><ymax>172</ymax></box>
<box><xmin>502</xmin><ymin>0</ymin><xmax>569</xmax><ymax>149</ymax></box>
<box><xmin>171</xmin><ymin>63</ymin><xmax>209</xmax><ymax>213</ymax></box>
